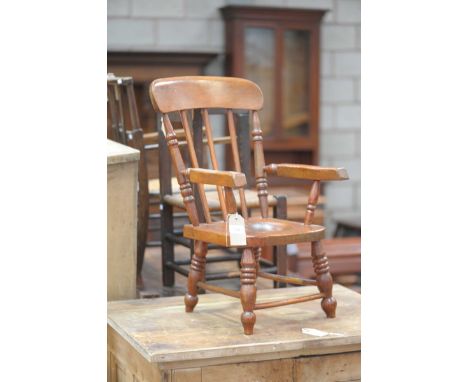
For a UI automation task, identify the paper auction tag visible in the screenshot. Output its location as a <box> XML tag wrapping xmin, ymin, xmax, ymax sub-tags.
<box><xmin>301</xmin><ymin>328</ymin><xmax>344</xmax><ymax>337</ymax></box>
<box><xmin>227</xmin><ymin>213</ymin><xmax>247</xmax><ymax>246</ymax></box>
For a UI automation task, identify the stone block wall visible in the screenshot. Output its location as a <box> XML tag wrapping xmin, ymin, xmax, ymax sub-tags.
<box><xmin>108</xmin><ymin>0</ymin><xmax>361</xmax><ymax>234</ymax></box>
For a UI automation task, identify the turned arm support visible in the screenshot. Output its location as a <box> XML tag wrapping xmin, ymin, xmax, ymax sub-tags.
<box><xmin>264</xmin><ymin>163</ymin><xmax>348</xmax><ymax>181</ymax></box>
<box><xmin>264</xmin><ymin>163</ymin><xmax>349</xmax><ymax>225</ymax></box>
<box><xmin>185</xmin><ymin>168</ymin><xmax>247</xmax><ymax>189</ymax></box>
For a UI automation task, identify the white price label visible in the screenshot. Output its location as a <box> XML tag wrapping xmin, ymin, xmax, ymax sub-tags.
<box><xmin>227</xmin><ymin>213</ymin><xmax>247</xmax><ymax>246</ymax></box>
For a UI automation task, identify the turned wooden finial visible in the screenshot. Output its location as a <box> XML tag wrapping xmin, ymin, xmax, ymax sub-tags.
<box><xmin>252</xmin><ymin>111</ymin><xmax>269</xmax><ymax>218</ymax></box>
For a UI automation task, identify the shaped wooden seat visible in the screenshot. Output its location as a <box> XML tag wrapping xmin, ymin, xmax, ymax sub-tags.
<box><xmin>184</xmin><ymin>217</ymin><xmax>325</xmax><ymax>247</ymax></box>
<box><xmin>149</xmin><ymin>76</ymin><xmax>349</xmax><ymax>335</ymax></box>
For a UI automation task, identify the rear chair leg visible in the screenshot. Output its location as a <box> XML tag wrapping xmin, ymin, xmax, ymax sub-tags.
<box><xmin>312</xmin><ymin>241</ymin><xmax>337</xmax><ymax>318</ymax></box>
<box><xmin>161</xmin><ymin>202</ymin><xmax>175</xmax><ymax>287</ymax></box>
<box><xmin>185</xmin><ymin>241</ymin><xmax>207</xmax><ymax>312</ymax></box>
<box><xmin>240</xmin><ymin>248</ymin><xmax>257</xmax><ymax>335</ymax></box>
<box><xmin>273</xmin><ymin>196</ymin><xmax>288</xmax><ymax>288</ymax></box>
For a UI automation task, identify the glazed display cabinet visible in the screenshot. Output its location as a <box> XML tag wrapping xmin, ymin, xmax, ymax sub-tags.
<box><xmin>221</xmin><ymin>6</ymin><xmax>326</xmax><ymax>182</ymax></box>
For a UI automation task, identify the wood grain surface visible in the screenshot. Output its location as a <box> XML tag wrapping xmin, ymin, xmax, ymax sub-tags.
<box><xmin>108</xmin><ymin>284</ymin><xmax>360</xmax><ymax>367</ymax></box>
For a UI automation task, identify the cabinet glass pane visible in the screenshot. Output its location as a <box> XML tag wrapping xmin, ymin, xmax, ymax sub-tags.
<box><xmin>282</xmin><ymin>30</ymin><xmax>310</xmax><ymax>137</ymax></box>
<box><xmin>244</xmin><ymin>27</ymin><xmax>275</xmax><ymax>137</ymax></box>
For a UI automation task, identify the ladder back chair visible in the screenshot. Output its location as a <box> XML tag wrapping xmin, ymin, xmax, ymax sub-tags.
<box><xmin>107</xmin><ymin>74</ymin><xmax>149</xmax><ymax>288</ymax></box>
<box><xmin>154</xmin><ymin>109</ymin><xmax>288</xmax><ymax>288</ymax></box>
<box><xmin>149</xmin><ymin>76</ymin><xmax>349</xmax><ymax>335</ymax></box>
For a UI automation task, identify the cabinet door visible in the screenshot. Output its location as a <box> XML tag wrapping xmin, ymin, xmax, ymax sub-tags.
<box><xmin>282</xmin><ymin>29</ymin><xmax>311</xmax><ymax>138</ymax></box>
<box><xmin>244</xmin><ymin>26</ymin><xmax>276</xmax><ymax>138</ymax></box>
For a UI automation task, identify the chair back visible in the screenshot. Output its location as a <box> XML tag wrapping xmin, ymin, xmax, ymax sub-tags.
<box><xmin>149</xmin><ymin>76</ymin><xmax>270</xmax><ymax>227</ymax></box>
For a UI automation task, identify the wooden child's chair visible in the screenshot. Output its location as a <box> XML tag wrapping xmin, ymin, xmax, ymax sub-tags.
<box><xmin>149</xmin><ymin>76</ymin><xmax>349</xmax><ymax>335</ymax></box>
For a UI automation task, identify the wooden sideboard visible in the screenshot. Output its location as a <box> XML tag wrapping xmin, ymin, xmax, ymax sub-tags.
<box><xmin>107</xmin><ymin>140</ymin><xmax>139</xmax><ymax>301</ymax></box>
<box><xmin>108</xmin><ymin>284</ymin><xmax>361</xmax><ymax>381</ymax></box>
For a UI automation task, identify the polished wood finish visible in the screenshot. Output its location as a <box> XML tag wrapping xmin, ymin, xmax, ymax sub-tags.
<box><xmin>240</xmin><ymin>248</ymin><xmax>257</xmax><ymax>334</ymax></box>
<box><xmin>185</xmin><ymin>240</ymin><xmax>207</xmax><ymax>312</ymax></box>
<box><xmin>197</xmin><ymin>281</ymin><xmax>240</xmax><ymax>299</ymax></box>
<box><xmin>184</xmin><ymin>217</ymin><xmax>325</xmax><ymax>248</ymax></box>
<box><xmin>149</xmin><ymin>76</ymin><xmax>263</xmax><ymax>113</ymax></box>
<box><xmin>252</xmin><ymin>110</ymin><xmax>269</xmax><ymax>218</ymax></box>
<box><xmin>227</xmin><ymin>109</ymin><xmax>249</xmax><ymax>218</ymax></box>
<box><xmin>186</xmin><ymin>168</ymin><xmax>247</xmax><ymax>189</ymax></box>
<box><xmin>202</xmin><ymin>108</ymin><xmax>228</xmax><ymax>219</ymax></box>
<box><xmin>265</xmin><ymin>163</ymin><xmax>349</xmax><ymax>181</ymax></box>
<box><xmin>257</xmin><ymin>271</ymin><xmax>317</xmax><ymax>287</ymax></box>
<box><xmin>162</xmin><ymin>114</ymin><xmax>200</xmax><ymax>226</ymax></box>
<box><xmin>312</xmin><ymin>241</ymin><xmax>337</xmax><ymax>318</ymax></box>
<box><xmin>304</xmin><ymin>180</ymin><xmax>321</xmax><ymax>225</ymax></box>
<box><xmin>254</xmin><ymin>293</ymin><xmax>324</xmax><ymax>310</ymax></box>
<box><xmin>107</xmin><ymin>284</ymin><xmax>361</xmax><ymax>380</ymax></box>
<box><xmin>149</xmin><ymin>76</ymin><xmax>348</xmax><ymax>334</ymax></box>
<box><xmin>180</xmin><ymin>110</ymin><xmax>212</xmax><ymax>223</ymax></box>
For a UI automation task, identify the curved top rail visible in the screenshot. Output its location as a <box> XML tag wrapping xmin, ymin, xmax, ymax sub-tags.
<box><xmin>149</xmin><ymin>76</ymin><xmax>264</xmax><ymax>113</ymax></box>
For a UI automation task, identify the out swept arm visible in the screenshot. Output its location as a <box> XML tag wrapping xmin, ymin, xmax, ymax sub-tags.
<box><xmin>264</xmin><ymin>163</ymin><xmax>348</xmax><ymax>225</ymax></box>
<box><xmin>185</xmin><ymin>168</ymin><xmax>247</xmax><ymax>188</ymax></box>
<box><xmin>264</xmin><ymin>163</ymin><xmax>348</xmax><ymax>181</ymax></box>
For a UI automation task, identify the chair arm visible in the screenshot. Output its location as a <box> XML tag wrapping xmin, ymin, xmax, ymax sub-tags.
<box><xmin>185</xmin><ymin>168</ymin><xmax>247</xmax><ymax>188</ymax></box>
<box><xmin>264</xmin><ymin>163</ymin><xmax>349</xmax><ymax>181</ymax></box>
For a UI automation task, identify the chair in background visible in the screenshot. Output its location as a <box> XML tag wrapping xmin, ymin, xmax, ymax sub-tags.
<box><xmin>107</xmin><ymin>74</ymin><xmax>149</xmax><ymax>289</ymax></box>
<box><xmin>149</xmin><ymin>76</ymin><xmax>348</xmax><ymax>334</ymax></box>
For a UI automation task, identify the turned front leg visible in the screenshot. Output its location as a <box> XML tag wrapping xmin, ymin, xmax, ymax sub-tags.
<box><xmin>185</xmin><ymin>240</ymin><xmax>207</xmax><ymax>312</ymax></box>
<box><xmin>312</xmin><ymin>241</ymin><xmax>337</xmax><ymax>318</ymax></box>
<box><xmin>240</xmin><ymin>248</ymin><xmax>257</xmax><ymax>335</ymax></box>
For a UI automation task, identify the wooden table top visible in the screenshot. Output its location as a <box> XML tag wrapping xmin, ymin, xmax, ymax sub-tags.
<box><xmin>107</xmin><ymin>139</ymin><xmax>140</xmax><ymax>165</ymax></box>
<box><xmin>108</xmin><ymin>284</ymin><xmax>360</xmax><ymax>368</ymax></box>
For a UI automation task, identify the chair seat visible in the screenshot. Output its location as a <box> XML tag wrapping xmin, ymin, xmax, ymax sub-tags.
<box><xmin>163</xmin><ymin>188</ymin><xmax>278</xmax><ymax>210</ymax></box>
<box><xmin>183</xmin><ymin>217</ymin><xmax>325</xmax><ymax>247</ymax></box>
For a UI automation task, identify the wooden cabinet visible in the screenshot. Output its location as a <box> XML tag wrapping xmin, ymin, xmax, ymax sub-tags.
<box><xmin>221</xmin><ymin>6</ymin><xmax>326</xmax><ymax>182</ymax></box>
<box><xmin>108</xmin><ymin>284</ymin><xmax>361</xmax><ymax>381</ymax></box>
